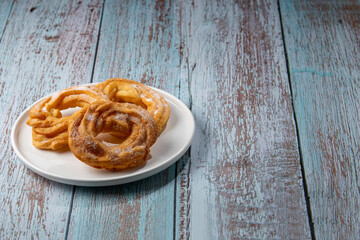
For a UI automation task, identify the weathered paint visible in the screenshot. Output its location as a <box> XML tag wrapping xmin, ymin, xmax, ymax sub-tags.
<box><xmin>67</xmin><ymin>0</ymin><xmax>180</xmax><ymax>239</ymax></box>
<box><xmin>0</xmin><ymin>0</ymin><xmax>13</xmax><ymax>41</ymax></box>
<box><xmin>280</xmin><ymin>0</ymin><xmax>360</xmax><ymax>239</ymax></box>
<box><xmin>0</xmin><ymin>0</ymin><xmax>103</xmax><ymax>239</ymax></box>
<box><xmin>175</xmin><ymin>0</ymin><xmax>311</xmax><ymax>239</ymax></box>
<box><xmin>3</xmin><ymin>0</ymin><xmax>358</xmax><ymax>238</ymax></box>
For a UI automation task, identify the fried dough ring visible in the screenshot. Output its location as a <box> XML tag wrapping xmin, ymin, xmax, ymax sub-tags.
<box><xmin>68</xmin><ymin>101</ymin><xmax>159</xmax><ymax>170</ymax></box>
<box><xmin>96</xmin><ymin>78</ymin><xmax>170</xmax><ymax>133</ymax></box>
<box><xmin>26</xmin><ymin>85</ymin><xmax>109</xmax><ymax>150</ymax></box>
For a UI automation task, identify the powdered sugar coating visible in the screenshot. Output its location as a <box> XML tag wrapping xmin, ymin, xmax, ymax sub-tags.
<box><xmin>68</xmin><ymin>101</ymin><xmax>159</xmax><ymax>170</ymax></box>
<box><xmin>96</xmin><ymin>78</ymin><xmax>170</xmax><ymax>133</ymax></box>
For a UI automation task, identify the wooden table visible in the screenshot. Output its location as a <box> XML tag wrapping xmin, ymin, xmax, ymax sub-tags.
<box><xmin>1</xmin><ymin>0</ymin><xmax>359</xmax><ymax>239</ymax></box>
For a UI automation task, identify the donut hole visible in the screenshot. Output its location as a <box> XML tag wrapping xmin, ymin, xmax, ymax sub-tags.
<box><xmin>60</xmin><ymin>107</ymin><xmax>81</xmax><ymax>117</ymax></box>
<box><xmin>95</xmin><ymin>133</ymin><xmax>127</xmax><ymax>146</ymax></box>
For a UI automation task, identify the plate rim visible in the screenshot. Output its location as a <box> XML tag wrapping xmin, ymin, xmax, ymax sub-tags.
<box><xmin>10</xmin><ymin>84</ymin><xmax>195</xmax><ymax>186</ymax></box>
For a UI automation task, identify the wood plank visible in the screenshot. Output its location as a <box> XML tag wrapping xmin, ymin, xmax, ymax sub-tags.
<box><xmin>175</xmin><ymin>0</ymin><xmax>311</xmax><ymax>239</ymax></box>
<box><xmin>280</xmin><ymin>0</ymin><xmax>360</xmax><ymax>239</ymax></box>
<box><xmin>66</xmin><ymin>0</ymin><xmax>181</xmax><ymax>239</ymax></box>
<box><xmin>0</xmin><ymin>0</ymin><xmax>13</xmax><ymax>40</ymax></box>
<box><xmin>0</xmin><ymin>0</ymin><xmax>103</xmax><ymax>238</ymax></box>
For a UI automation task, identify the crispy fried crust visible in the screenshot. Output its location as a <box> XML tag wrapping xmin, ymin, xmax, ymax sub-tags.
<box><xmin>26</xmin><ymin>85</ymin><xmax>109</xmax><ymax>150</ymax></box>
<box><xmin>26</xmin><ymin>79</ymin><xmax>170</xmax><ymax>171</ymax></box>
<box><xmin>68</xmin><ymin>101</ymin><xmax>159</xmax><ymax>170</ymax></box>
<box><xmin>96</xmin><ymin>78</ymin><xmax>170</xmax><ymax>133</ymax></box>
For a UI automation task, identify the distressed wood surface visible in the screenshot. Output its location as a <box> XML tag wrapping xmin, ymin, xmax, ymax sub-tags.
<box><xmin>280</xmin><ymin>0</ymin><xmax>360</xmax><ymax>239</ymax></box>
<box><xmin>66</xmin><ymin>0</ymin><xmax>180</xmax><ymax>239</ymax></box>
<box><xmin>0</xmin><ymin>0</ymin><xmax>13</xmax><ymax>39</ymax></box>
<box><xmin>175</xmin><ymin>0</ymin><xmax>311</xmax><ymax>239</ymax></box>
<box><xmin>0</xmin><ymin>0</ymin><xmax>103</xmax><ymax>239</ymax></box>
<box><xmin>4</xmin><ymin>0</ymin><xmax>358</xmax><ymax>239</ymax></box>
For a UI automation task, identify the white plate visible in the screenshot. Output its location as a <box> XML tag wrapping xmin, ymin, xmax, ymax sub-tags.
<box><xmin>11</xmin><ymin>86</ymin><xmax>195</xmax><ymax>186</ymax></box>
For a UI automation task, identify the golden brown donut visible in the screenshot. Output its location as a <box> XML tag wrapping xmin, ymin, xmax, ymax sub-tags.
<box><xmin>68</xmin><ymin>101</ymin><xmax>159</xmax><ymax>170</ymax></box>
<box><xmin>27</xmin><ymin>85</ymin><xmax>109</xmax><ymax>150</ymax></box>
<box><xmin>96</xmin><ymin>78</ymin><xmax>170</xmax><ymax>133</ymax></box>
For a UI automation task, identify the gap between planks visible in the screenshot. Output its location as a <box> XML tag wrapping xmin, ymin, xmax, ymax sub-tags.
<box><xmin>173</xmin><ymin>45</ymin><xmax>195</xmax><ymax>239</ymax></box>
<box><xmin>64</xmin><ymin>1</ymin><xmax>106</xmax><ymax>239</ymax></box>
<box><xmin>89</xmin><ymin>0</ymin><xmax>106</xmax><ymax>84</ymax></box>
<box><xmin>277</xmin><ymin>1</ymin><xmax>316</xmax><ymax>239</ymax></box>
<box><xmin>0</xmin><ymin>0</ymin><xmax>15</xmax><ymax>44</ymax></box>
<box><xmin>64</xmin><ymin>186</ymin><xmax>76</xmax><ymax>240</ymax></box>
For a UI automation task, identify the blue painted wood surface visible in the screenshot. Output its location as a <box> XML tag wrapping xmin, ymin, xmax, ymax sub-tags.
<box><xmin>174</xmin><ymin>0</ymin><xmax>310</xmax><ymax>239</ymax></box>
<box><xmin>1</xmin><ymin>0</ymin><xmax>358</xmax><ymax>239</ymax></box>
<box><xmin>0</xmin><ymin>0</ymin><xmax>103</xmax><ymax>239</ymax></box>
<box><xmin>0</xmin><ymin>0</ymin><xmax>13</xmax><ymax>39</ymax></box>
<box><xmin>280</xmin><ymin>0</ymin><xmax>360</xmax><ymax>239</ymax></box>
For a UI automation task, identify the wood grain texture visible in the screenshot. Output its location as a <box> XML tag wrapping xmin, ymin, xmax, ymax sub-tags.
<box><xmin>175</xmin><ymin>0</ymin><xmax>311</xmax><ymax>239</ymax></box>
<box><xmin>280</xmin><ymin>0</ymin><xmax>360</xmax><ymax>239</ymax></box>
<box><xmin>66</xmin><ymin>0</ymin><xmax>181</xmax><ymax>239</ymax></box>
<box><xmin>0</xmin><ymin>0</ymin><xmax>103</xmax><ymax>238</ymax></box>
<box><xmin>0</xmin><ymin>0</ymin><xmax>13</xmax><ymax>41</ymax></box>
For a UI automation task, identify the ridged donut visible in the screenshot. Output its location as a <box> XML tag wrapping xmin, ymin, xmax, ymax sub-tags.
<box><xmin>96</xmin><ymin>78</ymin><xmax>170</xmax><ymax>133</ymax></box>
<box><xmin>26</xmin><ymin>85</ymin><xmax>109</xmax><ymax>150</ymax></box>
<box><xmin>68</xmin><ymin>101</ymin><xmax>159</xmax><ymax>170</ymax></box>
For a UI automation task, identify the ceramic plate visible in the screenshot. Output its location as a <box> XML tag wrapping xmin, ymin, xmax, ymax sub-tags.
<box><xmin>11</xmin><ymin>86</ymin><xmax>195</xmax><ymax>186</ymax></box>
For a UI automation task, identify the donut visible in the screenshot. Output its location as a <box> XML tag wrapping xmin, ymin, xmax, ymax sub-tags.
<box><xmin>68</xmin><ymin>101</ymin><xmax>159</xmax><ymax>170</ymax></box>
<box><xmin>96</xmin><ymin>78</ymin><xmax>170</xmax><ymax>133</ymax></box>
<box><xmin>26</xmin><ymin>85</ymin><xmax>109</xmax><ymax>150</ymax></box>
